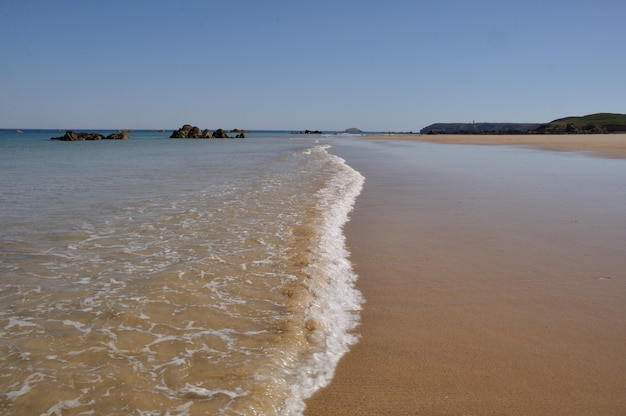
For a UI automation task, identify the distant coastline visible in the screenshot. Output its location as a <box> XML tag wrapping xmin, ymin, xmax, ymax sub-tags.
<box><xmin>3</xmin><ymin>113</ymin><xmax>625</xmax><ymax>137</ymax></box>
<box><xmin>421</xmin><ymin>113</ymin><xmax>626</xmax><ymax>135</ymax></box>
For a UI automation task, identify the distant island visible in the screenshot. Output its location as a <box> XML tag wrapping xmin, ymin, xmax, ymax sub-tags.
<box><xmin>421</xmin><ymin>113</ymin><xmax>626</xmax><ymax>135</ymax></box>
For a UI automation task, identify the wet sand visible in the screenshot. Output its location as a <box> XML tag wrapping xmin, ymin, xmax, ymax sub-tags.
<box><xmin>305</xmin><ymin>135</ymin><xmax>626</xmax><ymax>415</ymax></box>
<box><xmin>364</xmin><ymin>133</ymin><xmax>626</xmax><ymax>159</ymax></box>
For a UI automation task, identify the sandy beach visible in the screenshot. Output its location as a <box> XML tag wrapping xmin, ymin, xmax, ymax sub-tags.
<box><xmin>364</xmin><ymin>133</ymin><xmax>626</xmax><ymax>159</ymax></box>
<box><xmin>305</xmin><ymin>134</ymin><xmax>626</xmax><ymax>415</ymax></box>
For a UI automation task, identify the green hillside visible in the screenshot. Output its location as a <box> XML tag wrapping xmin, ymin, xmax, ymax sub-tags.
<box><xmin>535</xmin><ymin>113</ymin><xmax>626</xmax><ymax>134</ymax></box>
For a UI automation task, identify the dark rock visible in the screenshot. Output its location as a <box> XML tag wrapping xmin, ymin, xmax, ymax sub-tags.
<box><xmin>170</xmin><ymin>125</ymin><xmax>245</xmax><ymax>139</ymax></box>
<box><xmin>51</xmin><ymin>131</ymin><xmax>105</xmax><ymax>141</ymax></box>
<box><xmin>189</xmin><ymin>126</ymin><xmax>202</xmax><ymax>138</ymax></box>
<box><xmin>50</xmin><ymin>131</ymin><xmax>77</xmax><ymax>141</ymax></box>
<box><xmin>231</xmin><ymin>129</ymin><xmax>246</xmax><ymax>138</ymax></box>
<box><xmin>171</xmin><ymin>124</ymin><xmax>214</xmax><ymax>138</ymax></box>
<box><xmin>212</xmin><ymin>128</ymin><xmax>230</xmax><ymax>139</ymax></box>
<box><xmin>105</xmin><ymin>131</ymin><xmax>130</xmax><ymax>140</ymax></box>
<box><xmin>170</xmin><ymin>124</ymin><xmax>194</xmax><ymax>138</ymax></box>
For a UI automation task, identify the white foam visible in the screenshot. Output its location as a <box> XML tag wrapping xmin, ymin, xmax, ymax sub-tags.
<box><xmin>279</xmin><ymin>145</ymin><xmax>365</xmax><ymax>415</ymax></box>
<box><xmin>321</xmin><ymin>132</ymin><xmax>365</xmax><ymax>138</ymax></box>
<box><xmin>5</xmin><ymin>382</ymin><xmax>32</xmax><ymax>401</ymax></box>
<box><xmin>5</xmin><ymin>372</ymin><xmax>49</xmax><ymax>401</ymax></box>
<box><xmin>42</xmin><ymin>397</ymin><xmax>95</xmax><ymax>416</ymax></box>
<box><xmin>5</xmin><ymin>317</ymin><xmax>39</xmax><ymax>330</ymax></box>
<box><xmin>62</xmin><ymin>319</ymin><xmax>92</xmax><ymax>334</ymax></box>
<box><xmin>180</xmin><ymin>384</ymin><xmax>249</xmax><ymax>400</ymax></box>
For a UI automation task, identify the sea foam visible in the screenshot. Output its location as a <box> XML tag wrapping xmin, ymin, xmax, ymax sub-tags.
<box><xmin>279</xmin><ymin>145</ymin><xmax>365</xmax><ymax>415</ymax></box>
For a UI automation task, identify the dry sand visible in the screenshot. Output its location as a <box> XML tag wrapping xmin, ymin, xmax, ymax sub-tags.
<box><xmin>305</xmin><ymin>135</ymin><xmax>626</xmax><ymax>415</ymax></box>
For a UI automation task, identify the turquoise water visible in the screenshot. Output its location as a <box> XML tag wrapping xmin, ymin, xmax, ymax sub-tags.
<box><xmin>0</xmin><ymin>130</ymin><xmax>364</xmax><ymax>415</ymax></box>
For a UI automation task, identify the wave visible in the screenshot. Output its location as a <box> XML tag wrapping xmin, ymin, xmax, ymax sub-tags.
<box><xmin>279</xmin><ymin>145</ymin><xmax>365</xmax><ymax>415</ymax></box>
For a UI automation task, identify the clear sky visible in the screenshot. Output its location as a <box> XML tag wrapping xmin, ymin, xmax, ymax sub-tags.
<box><xmin>1</xmin><ymin>0</ymin><xmax>625</xmax><ymax>131</ymax></box>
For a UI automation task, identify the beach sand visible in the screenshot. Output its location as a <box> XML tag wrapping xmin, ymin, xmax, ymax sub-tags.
<box><xmin>305</xmin><ymin>135</ymin><xmax>626</xmax><ymax>415</ymax></box>
<box><xmin>364</xmin><ymin>133</ymin><xmax>626</xmax><ymax>159</ymax></box>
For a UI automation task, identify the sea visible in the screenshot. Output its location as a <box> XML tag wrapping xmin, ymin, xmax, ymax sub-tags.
<box><xmin>0</xmin><ymin>129</ymin><xmax>365</xmax><ymax>415</ymax></box>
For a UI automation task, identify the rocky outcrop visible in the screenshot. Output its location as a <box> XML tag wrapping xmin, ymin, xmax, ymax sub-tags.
<box><xmin>212</xmin><ymin>128</ymin><xmax>229</xmax><ymax>139</ymax></box>
<box><xmin>170</xmin><ymin>125</ymin><xmax>246</xmax><ymax>139</ymax></box>
<box><xmin>170</xmin><ymin>124</ymin><xmax>213</xmax><ymax>138</ymax></box>
<box><xmin>50</xmin><ymin>131</ymin><xmax>130</xmax><ymax>141</ymax></box>
<box><xmin>290</xmin><ymin>129</ymin><xmax>323</xmax><ymax>134</ymax></box>
<box><xmin>50</xmin><ymin>131</ymin><xmax>103</xmax><ymax>141</ymax></box>
<box><xmin>231</xmin><ymin>129</ymin><xmax>246</xmax><ymax>138</ymax></box>
<box><xmin>106</xmin><ymin>131</ymin><xmax>130</xmax><ymax>140</ymax></box>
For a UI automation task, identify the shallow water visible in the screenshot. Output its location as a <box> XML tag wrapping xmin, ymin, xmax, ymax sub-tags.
<box><xmin>0</xmin><ymin>130</ymin><xmax>364</xmax><ymax>415</ymax></box>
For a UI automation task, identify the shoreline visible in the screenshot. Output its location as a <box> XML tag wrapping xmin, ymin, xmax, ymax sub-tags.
<box><xmin>305</xmin><ymin>135</ymin><xmax>626</xmax><ymax>415</ymax></box>
<box><xmin>359</xmin><ymin>133</ymin><xmax>626</xmax><ymax>159</ymax></box>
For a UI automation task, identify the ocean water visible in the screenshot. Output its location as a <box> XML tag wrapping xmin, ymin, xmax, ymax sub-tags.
<box><xmin>0</xmin><ymin>130</ymin><xmax>364</xmax><ymax>415</ymax></box>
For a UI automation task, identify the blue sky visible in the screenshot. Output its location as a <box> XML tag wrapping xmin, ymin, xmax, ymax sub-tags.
<box><xmin>1</xmin><ymin>0</ymin><xmax>625</xmax><ymax>131</ymax></box>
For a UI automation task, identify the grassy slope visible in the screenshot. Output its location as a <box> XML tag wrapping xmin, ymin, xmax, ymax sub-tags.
<box><xmin>549</xmin><ymin>113</ymin><xmax>626</xmax><ymax>127</ymax></box>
